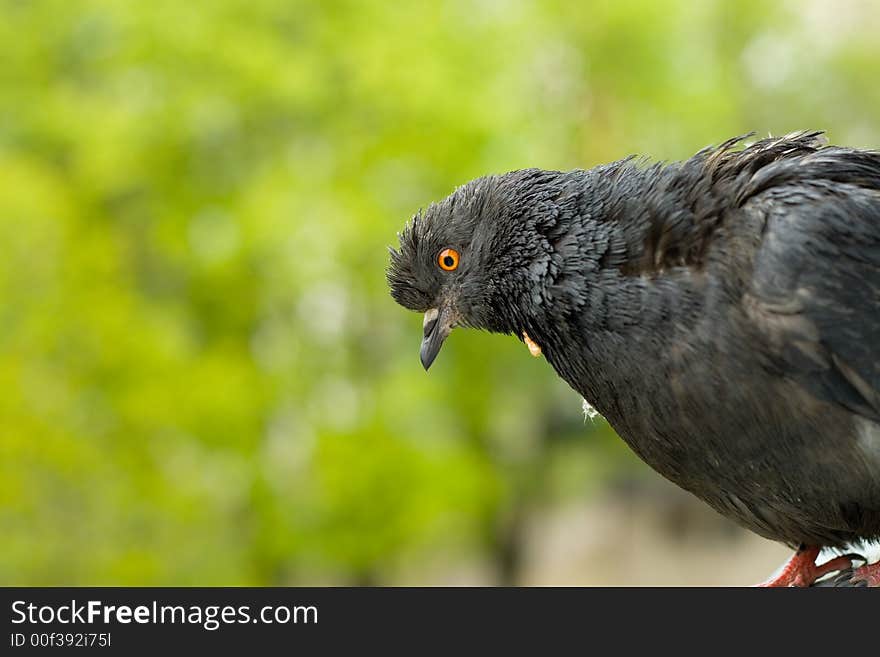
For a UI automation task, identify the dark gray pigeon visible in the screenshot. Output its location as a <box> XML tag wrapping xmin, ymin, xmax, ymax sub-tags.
<box><xmin>387</xmin><ymin>132</ymin><xmax>880</xmax><ymax>586</ymax></box>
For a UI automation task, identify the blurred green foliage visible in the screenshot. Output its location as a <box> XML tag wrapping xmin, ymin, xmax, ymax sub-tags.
<box><xmin>1</xmin><ymin>0</ymin><xmax>879</xmax><ymax>584</ymax></box>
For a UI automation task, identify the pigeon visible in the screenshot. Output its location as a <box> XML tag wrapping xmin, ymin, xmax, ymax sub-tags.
<box><xmin>387</xmin><ymin>132</ymin><xmax>880</xmax><ymax>586</ymax></box>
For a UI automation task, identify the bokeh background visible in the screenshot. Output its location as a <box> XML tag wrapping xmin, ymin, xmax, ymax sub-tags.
<box><xmin>2</xmin><ymin>0</ymin><xmax>879</xmax><ymax>585</ymax></box>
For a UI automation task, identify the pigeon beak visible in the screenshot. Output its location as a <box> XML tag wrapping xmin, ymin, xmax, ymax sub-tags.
<box><xmin>420</xmin><ymin>306</ymin><xmax>453</xmax><ymax>371</ymax></box>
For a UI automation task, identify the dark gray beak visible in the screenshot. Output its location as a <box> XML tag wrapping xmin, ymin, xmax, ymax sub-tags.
<box><xmin>420</xmin><ymin>306</ymin><xmax>453</xmax><ymax>371</ymax></box>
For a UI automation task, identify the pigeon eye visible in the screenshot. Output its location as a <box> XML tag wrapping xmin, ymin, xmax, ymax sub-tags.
<box><xmin>438</xmin><ymin>248</ymin><xmax>460</xmax><ymax>271</ymax></box>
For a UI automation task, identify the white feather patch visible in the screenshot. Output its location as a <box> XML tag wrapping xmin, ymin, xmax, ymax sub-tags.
<box><xmin>582</xmin><ymin>398</ymin><xmax>601</xmax><ymax>422</ymax></box>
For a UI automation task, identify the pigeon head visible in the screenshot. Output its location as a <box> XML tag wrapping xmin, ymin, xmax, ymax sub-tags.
<box><xmin>388</xmin><ymin>169</ymin><xmax>566</xmax><ymax>369</ymax></box>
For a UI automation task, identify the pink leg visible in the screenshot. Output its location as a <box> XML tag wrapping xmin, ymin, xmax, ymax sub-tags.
<box><xmin>849</xmin><ymin>560</ymin><xmax>880</xmax><ymax>587</ymax></box>
<box><xmin>759</xmin><ymin>545</ymin><xmax>855</xmax><ymax>587</ymax></box>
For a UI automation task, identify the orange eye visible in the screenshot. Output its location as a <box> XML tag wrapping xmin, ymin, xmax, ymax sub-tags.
<box><xmin>438</xmin><ymin>248</ymin><xmax>460</xmax><ymax>271</ymax></box>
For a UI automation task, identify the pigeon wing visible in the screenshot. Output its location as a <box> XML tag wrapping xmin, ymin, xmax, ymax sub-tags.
<box><xmin>744</xmin><ymin>148</ymin><xmax>880</xmax><ymax>421</ymax></box>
